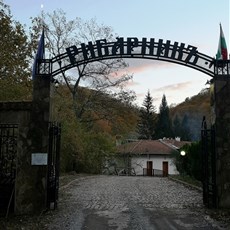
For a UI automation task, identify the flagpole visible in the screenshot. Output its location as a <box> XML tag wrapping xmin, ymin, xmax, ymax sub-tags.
<box><xmin>40</xmin><ymin>3</ymin><xmax>45</xmax><ymax>59</ymax></box>
<box><xmin>41</xmin><ymin>4</ymin><xmax>44</xmax><ymax>25</ymax></box>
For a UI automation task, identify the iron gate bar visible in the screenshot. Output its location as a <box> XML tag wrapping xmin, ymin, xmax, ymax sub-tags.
<box><xmin>211</xmin><ymin>126</ymin><xmax>217</xmax><ymax>208</ymax></box>
<box><xmin>0</xmin><ymin>124</ymin><xmax>18</xmax><ymax>215</ymax></box>
<box><xmin>201</xmin><ymin>118</ymin><xmax>217</xmax><ymax>208</ymax></box>
<box><xmin>47</xmin><ymin>122</ymin><xmax>61</xmax><ymax>209</ymax></box>
<box><xmin>0</xmin><ymin>124</ymin><xmax>18</xmax><ymax>182</ymax></box>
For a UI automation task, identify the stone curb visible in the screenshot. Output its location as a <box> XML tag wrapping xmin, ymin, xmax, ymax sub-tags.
<box><xmin>59</xmin><ymin>174</ymin><xmax>97</xmax><ymax>191</ymax></box>
<box><xmin>168</xmin><ymin>176</ymin><xmax>203</xmax><ymax>192</ymax></box>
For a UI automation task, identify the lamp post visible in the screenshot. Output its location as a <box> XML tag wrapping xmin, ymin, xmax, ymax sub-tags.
<box><xmin>180</xmin><ymin>150</ymin><xmax>186</xmax><ymax>176</ymax></box>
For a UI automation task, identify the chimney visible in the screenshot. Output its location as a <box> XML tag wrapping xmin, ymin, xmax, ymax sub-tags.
<box><xmin>175</xmin><ymin>137</ymin><xmax>181</xmax><ymax>142</ymax></box>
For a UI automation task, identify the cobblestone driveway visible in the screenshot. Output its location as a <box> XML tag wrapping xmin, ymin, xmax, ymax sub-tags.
<box><xmin>42</xmin><ymin>175</ymin><xmax>227</xmax><ymax>230</ymax></box>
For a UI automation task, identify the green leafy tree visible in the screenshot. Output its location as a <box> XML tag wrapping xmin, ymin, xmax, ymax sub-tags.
<box><xmin>156</xmin><ymin>94</ymin><xmax>172</xmax><ymax>138</ymax></box>
<box><xmin>137</xmin><ymin>90</ymin><xmax>157</xmax><ymax>139</ymax></box>
<box><xmin>79</xmin><ymin>132</ymin><xmax>115</xmax><ymax>174</ymax></box>
<box><xmin>0</xmin><ymin>0</ymin><xmax>34</xmax><ymax>100</ymax></box>
<box><xmin>53</xmin><ymin>85</ymin><xmax>136</xmax><ymax>173</ymax></box>
<box><xmin>173</xmin><ymin>142</ymin><xmax>202</xmax><ymax>181</ymax></box>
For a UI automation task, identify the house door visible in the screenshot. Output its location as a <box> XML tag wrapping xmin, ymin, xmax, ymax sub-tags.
<box><xmin>163</xmin><ymin>161</ymin><xmax>168</xmax><ymax>177</ymax></box>
<box><xmin>147</xmin><ymin>161</ymin><xmax>153</xmax><ymax>176</ymax></box>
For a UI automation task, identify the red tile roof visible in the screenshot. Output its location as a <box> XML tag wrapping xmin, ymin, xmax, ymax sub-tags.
<box><xmin>117</xmin><ymin>139</ymin><xmax>191</xmax><ymax>155</ymax></box>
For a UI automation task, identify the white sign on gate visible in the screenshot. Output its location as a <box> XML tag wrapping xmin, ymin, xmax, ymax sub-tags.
<box><xmin>31</xmin><ymin>153</ymin><xmax>48</xmax><ymax>165</ymax></box>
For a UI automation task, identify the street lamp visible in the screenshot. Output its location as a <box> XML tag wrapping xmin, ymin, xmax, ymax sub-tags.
<box><xmin>180</xmin><ymin>150</ymin><xmax>186</xmax><ymax>176</ymax></box>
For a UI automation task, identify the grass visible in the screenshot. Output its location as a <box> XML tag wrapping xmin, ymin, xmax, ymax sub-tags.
<box><xmin>170</xmin><ymin>174</ymin><xmax>202</xmax><ymax>188</ymax></box>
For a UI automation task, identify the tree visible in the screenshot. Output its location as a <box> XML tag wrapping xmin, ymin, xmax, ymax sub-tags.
<box><xmin>156</xmin><ymin>94</ymin><xmax>172</xmax><ymax>138</ymax></box>
<box><xmin>137</xmin><ymin>91</ymin><xmax>157</xmax><ymax>139</ymax></box>
<box><xmin>173</xmin><ymin>142</ymin><xmax>202</xmax><ymax>181</ymax></box>
<box><xmin>0</xmin><ymin>0</ymin><xmax>34</xmax><ymax>100</ymax></box>
<box><xmin>31</xmin><ymin>10</ymin><xmax>134</xmax><ymax>124</ymax></box>
<box><xmin>52</xmin><ymin>84</ymin><xmax>138</xmax><ymax>173</ymax></box>
<box><xmin>181</xmin><ymin>114</ymin><xmax>192</xmax><ymax>141</ymax></box>
<box><xmin>172</xmin><ymin>114</ymin><xmax>182</xmax><ymax>137</ymax></box>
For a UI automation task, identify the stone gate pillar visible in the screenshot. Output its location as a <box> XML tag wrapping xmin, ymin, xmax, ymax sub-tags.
<box><xmin>15</xmin><ymin>69</ymin><xmax>52</xmax><ymax>214</ymax></box>
<box><xmin>214</xmin><ymin>61</ymin><xmax>230</xmax><ymax>208</ymax></box>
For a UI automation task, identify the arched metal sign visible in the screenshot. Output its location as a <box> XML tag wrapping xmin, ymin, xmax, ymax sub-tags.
<box><xmin>36</xmin><ymin>37</ymin><xmax>216</xmax><ymax>77</ymax></box>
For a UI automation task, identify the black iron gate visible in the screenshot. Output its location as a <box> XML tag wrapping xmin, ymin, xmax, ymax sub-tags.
<box><xmin>47</xmin><ymin>122</ymin><xmax>61</xmax><ymax>209</ymax></box>
<box><xmin>0</xmin><ymin>124</ymin><xmax>18</xmax><ymax>215</ymax></box>
<box><xmin>201</xmin><ymin>117</ymin><xmax>217</xmax><ymax>208</ymax></box>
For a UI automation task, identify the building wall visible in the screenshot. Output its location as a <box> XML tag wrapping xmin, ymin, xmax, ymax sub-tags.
<box><xmin>131</xmin><ymin>155</ymin><xmax>179</xmax><ymax>175</ymax></box>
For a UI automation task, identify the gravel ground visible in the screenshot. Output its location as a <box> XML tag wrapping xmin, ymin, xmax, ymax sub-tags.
<box><xmin>1</xmin><ymin>174</ymin><xmax>230</xmax><ymax>229</ymax></box>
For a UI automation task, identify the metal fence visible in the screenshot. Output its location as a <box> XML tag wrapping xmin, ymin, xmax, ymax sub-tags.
<box><xmin>143</xmin><ymin>168</ymin><xmax>165</xmax><ymax>177</ymax></box>
<box><xmin>0</xmin><ymin>124</ymin><xmax>18</xmax><ymax>215</ymax></box>
<box><xmin>47</xmin><ymin>122</ymin><xmax>61</xmax><ymax>209</ymax></box>
<box><xmin>201</xmin><ymin>120</ymin><xmax>217</xmax><ymax>208</ymax></box>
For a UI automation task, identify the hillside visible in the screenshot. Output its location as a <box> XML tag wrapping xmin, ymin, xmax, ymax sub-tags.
<box><xmin>170</xmin><ymin>88</ymin><xmax>211</xmax><ymax>141</ymax></box>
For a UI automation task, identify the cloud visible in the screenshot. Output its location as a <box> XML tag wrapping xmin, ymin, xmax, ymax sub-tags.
<box><xmin>124</xmin><ymin>80</ymin><xmax>140</xmax><ymax>87</ymax></box>
<box><xmin>125</xmin><ymin>59</ymin><xmax>174</xmax><ymax>73</ymax></box>
<box><xmin>113</xmin><ymin>59</ymin><xmax>175</xmax><ymax>78</ymax></box>
<box><xmin>153</xmin><ymin>81</ymin><xmax>192</xmax><ymax>92</ymax></box>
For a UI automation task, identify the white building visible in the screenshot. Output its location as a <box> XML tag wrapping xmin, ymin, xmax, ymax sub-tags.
<box><xmin>116</xmin><ymin>139</ymin><xmax>191</xmax><ymax>176</ymax></box>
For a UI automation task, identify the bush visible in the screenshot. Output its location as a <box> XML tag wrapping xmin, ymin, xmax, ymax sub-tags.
<box><xmin>173</xmin><ymin>142</ymin><xmax>202</xmax><ymax>181</ymax></box>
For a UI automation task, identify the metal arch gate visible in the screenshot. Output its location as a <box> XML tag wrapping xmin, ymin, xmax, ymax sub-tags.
<box><xmin>33</xmin><ymin>36</ymin><xmax>230</xmax><ymax>209</ymax></box>
<box><xmin>0</xmin><ymin>124</ymin><xmax>18</xmax><ymax>215</ymax></box>
<box><xmin>201</xmin><ymin>117</ymin><xmax>217</xmax><ymax>208</ymax></box>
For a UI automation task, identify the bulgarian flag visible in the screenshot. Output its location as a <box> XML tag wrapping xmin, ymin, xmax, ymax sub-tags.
<box><xmin>216</xmin><ymin>23</ymin><xmax>228</xmax><ymax>60</ymax></box>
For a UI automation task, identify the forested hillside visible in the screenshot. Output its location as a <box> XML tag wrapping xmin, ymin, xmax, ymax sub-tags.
<box><xmin>170</xmin><ymin>88</ymin><xmax>211</xmax><ymax>141</ymax></box>
<box><xmin>52</xmin><ymin>85</ymin><xmax>211</xmax><ymax>172</ymax></box>
<box><xmin>52</xmin><ymin>84</ymin><xmax>139</xmax><ymax>173</ymax></box>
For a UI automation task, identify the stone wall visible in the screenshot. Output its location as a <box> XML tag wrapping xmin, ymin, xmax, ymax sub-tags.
<box><xmin>0</xmin><ymin>75</ymin><xmax>52</xmax><ymax>214</ymax></box>
<box><xmin>0</xmin><ymin>100</ymin><xmax>48</xmax><ymax>214</ymax></box>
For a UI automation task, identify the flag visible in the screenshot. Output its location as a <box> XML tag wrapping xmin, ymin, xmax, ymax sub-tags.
<box><xmin>32</xmin><ymin>29</ymin><xmax>45</xmax><ymax>79</ymax></box>
<box><xmin>216</xmin><ymin>24</ymin><xmax>228</xmax><ymax>60</ymax></box>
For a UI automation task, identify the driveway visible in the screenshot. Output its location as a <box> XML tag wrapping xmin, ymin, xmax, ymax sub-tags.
<box><xmin>1</xmin><ymin>175</ymin><xmax>229</xmax><ymax>229</ymax></box>
<box><xmin>44</xmin><ymin>175</ymin><xmax>227</xmax><ymax>229</ymax></box>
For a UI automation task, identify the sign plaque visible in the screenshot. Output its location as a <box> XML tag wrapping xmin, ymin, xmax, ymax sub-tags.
<box><xmin>31</xmin><ymin>153</ymin><xmax>48</xmax><ymax>165</ymax></box>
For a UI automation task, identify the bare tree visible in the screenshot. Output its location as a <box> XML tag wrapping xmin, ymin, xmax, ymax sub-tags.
<box><xmin>31</xmin><ymin>10</ymin><xmax>134</xmax><ymax>123</ymax></box>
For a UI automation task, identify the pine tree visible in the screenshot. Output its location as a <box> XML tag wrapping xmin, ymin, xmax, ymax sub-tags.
<box><xmin>137</xmin><ymin>91</ymin><xmax>157</xmax><ymax>139</ymax></box>
<box><xmin>156</xmin><ymin>94</ymin><xmax>172</xmax><ymax>139</ymax></box>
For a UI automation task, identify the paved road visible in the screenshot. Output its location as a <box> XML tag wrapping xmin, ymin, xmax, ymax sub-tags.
<box><xmin>44</xmin><ymin>175</ymin><xmax>226</xmax><ymax>230</ymax></box>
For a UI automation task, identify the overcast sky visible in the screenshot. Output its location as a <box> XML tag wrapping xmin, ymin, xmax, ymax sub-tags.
<box><xmin>5</xmin><ymin>0</ymin><xmax>230</xmax><ymax>109</ymax></box>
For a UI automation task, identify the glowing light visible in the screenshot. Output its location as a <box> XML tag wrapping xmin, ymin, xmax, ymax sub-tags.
<box><xmin>41</xmin><ymin>4</ymin><xmax>44</xmax><ymax>9</ymax></box>
<box><xmin>180</xmin><ymin>150</ymin><xmax>186</xmax><ymax>156</ymax></box>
